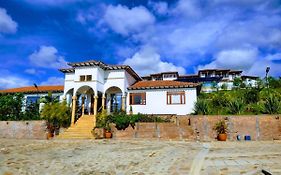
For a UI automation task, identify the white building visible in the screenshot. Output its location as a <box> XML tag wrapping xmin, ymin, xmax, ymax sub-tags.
<box><xmin>0</xmin><ymin>85</ymin><xmax>64</xmax><ymax>111</ymax></box>
<box><xmin>59</xmin><ymin>60</ymin><xmax>198</xmax><ymax>125</ymax></box>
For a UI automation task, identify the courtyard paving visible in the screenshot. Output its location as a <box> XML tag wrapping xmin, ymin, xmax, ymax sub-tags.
<box><xmin>0</xmin><ymin>139</ymin><xmax>281</xmax><ymax>175</ymax></box>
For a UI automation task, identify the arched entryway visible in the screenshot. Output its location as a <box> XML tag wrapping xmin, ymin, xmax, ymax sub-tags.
<box><xmin>65</xmin><ymin>88</ymin><xmax>74</xmax><ymax>107</ymax></box>
<box><xmin>104</xmin><ymin>86</ymin><xmax>124</xmax><ymax>113</ymax></box>
<box><xmin>76</xmin><ymin>86</ymin><xmax>95</xmax><ymax>115</ymax></box>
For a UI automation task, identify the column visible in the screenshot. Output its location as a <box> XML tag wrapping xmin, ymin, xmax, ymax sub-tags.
<box><xmin>71</xmin><ymin>96</ymin><xmax>77</xmax><ymax>126</ymax></box>
<box><xmin>121</xmin><ymin>95</ymin><xmax>126</xmax><ymax>111</ymax></box>
<box><xmin>102</xmin><ymin>94</ymin><xmax>106</xmax><ymax>110</ymax></box>
<box><xmin>93</xmin><ymin>96</ymin><xmax>98</xmax><ymax>116</ymax></box>
<box><xmin>81</xmin><ymin>96</ymin><xmax>85</xmax><ymax>116</ymax></box>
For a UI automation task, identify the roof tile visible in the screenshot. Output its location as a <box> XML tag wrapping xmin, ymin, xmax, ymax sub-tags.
<box><xmin>128</xmin><ymin>80</ymin><xmax>198</xmax><ymax>90</ymax></box>
<box><xmin>0</xmin><ymin>85</ymin><xmax>64</xmax><ymax>94</ymax></box>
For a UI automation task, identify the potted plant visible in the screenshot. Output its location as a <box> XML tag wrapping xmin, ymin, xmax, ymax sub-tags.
<box><xmin>93</xmin><ymin>109</ymin><xmax>111</xmax><ymax>139</ymax></box>
<box><xmin>104</xmin><ymin>123</ymin><xmax>112</xmax><ymax>139</ymax></box>
<box><xmin>213</xmin><ymin>120</ymin><xmax>228</xmax><ymax>141</ymax></box>
<box><xmin>41</xmin><ymin>100</ymin><xmax>71</xmax><ymax>139</ymax></box>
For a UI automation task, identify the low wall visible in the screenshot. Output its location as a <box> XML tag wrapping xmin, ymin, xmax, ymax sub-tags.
<box><xmin>0</xmin><ymin>120</ymin><xmax>47</xmax><ymax>139</ymax></box>
<box><xmin>191</xmin><ymin>115</ymin><xmax>281</xmax><ymax>141</ymax></box>
<box><xmin>113</xmin><ymin>115</ymin><xmax>281</xmax><ymax>141</ymax></box>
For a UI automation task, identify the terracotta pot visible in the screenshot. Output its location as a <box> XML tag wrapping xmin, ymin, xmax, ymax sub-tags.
<box><xmin>218</xmin><ymin>133</ymin><xmax>227</xmax><ymax>141</ymax></box>
<box><xmin>105</xmin><ymin>131</ymin><xmax>112</xmax><ymax>139</ymax></box>
<box><xmin>46</xmin><ymin>132</ymin><xmax>53</xmax><ymax>140</ymax></box>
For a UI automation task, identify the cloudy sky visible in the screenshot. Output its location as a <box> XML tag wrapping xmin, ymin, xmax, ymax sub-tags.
<box><xmin>0</xmin><ymin>0</ymin><xmax>280</xmax><ymax>89</ymax></box>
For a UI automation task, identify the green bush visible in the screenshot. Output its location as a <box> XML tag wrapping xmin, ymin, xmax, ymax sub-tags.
<box><xmin>109</xmin><ymin>111</ymin><xmax>137</xmax><ymax>130</ymax></box>
<box><xmin>244</xmin><ymin>89</ymin><xmax>260</xmax><ymax>104</ymax></box>
<box><xmin>135</xmin><ymin>113</ymin><xmax>170</xmax><ymax>122</ymax></box>
<box><xmin>264</xmin><ymin>95</ymin><xmax>280</xmax><ymax>114</ymax></box>
<box><xmin>0</xmin><ymin>93</ymin><xmax>41</xmax><ymax>121</ymax></box>
<box><xmin>227</xmin><ymin>98</ymin><xmax>244</xmax><ymax>114</ymax></box>
<box><xmin>194</xmin><ymin>99</ymin><xmax>210</xmax><ymax>115</ymax></box>
<box><xmin>95</xmin><ymin>109</ymin><xmax>108</xmax><ymax>128</ymax></box>
<box><xmin>247</xmin><ymin>103</ymin><xmax>263</xmax><ymax>115</ymax></box>
<box><xmin>41</xmin><ymin>101</ymin><xmax>71</xmax><ymax>128</ymax></box>
<box><xmin>211</xmin><ymin>92</ymin><xmax>230</xmax><ymax>107</ymax></box>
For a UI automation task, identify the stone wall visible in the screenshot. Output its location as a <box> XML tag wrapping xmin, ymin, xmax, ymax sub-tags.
<box><xmin>113</xmin><ymin>115</ymin><xmax>281</xmax><ymax>141</ymax></box>
<box><xmin>0</xmin><ymin>120</ymin><xmax>47</xmax><ymax>139</ymax></box>
<box><xmin>190</xmin><ymin>115</ymin><xmax>281</xmax><ymax>141</ymax></box>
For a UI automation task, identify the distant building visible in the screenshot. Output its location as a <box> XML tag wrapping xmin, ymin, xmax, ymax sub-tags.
<box><xmin>0</xmin><ymin>86</ymin><xmax>64</xmax><ymax>111</ymax></box>
<box><xmin>176</xmin><ymin>69</ymin><xmax>257</xmax><ymax>93</ymax></box>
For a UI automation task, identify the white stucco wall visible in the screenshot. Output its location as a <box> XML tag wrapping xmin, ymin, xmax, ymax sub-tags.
<box><xmin>127</xmin><ymin>88</ymin><xmax>197</xmax><ymax>115</ymax></box>
<box><xmin>63</xmin><ymin>67</ymin><xmax>139</xmax><ymax>97</ymax></box>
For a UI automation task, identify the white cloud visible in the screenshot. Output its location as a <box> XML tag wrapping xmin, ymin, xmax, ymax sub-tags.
<box><xmin>103</xmin><ymin>5</ymin><xmax>155</xmax><ymax>36</ymax></box>
<box><xmin>0</xmin><ymin>75</ymin><xmax>31</xmax><ymax>90</ymax></box>
<box><xmin>0</xmin><ymin>8</ymin><xmax>18</xmax><ymax>34</ymax></box>
<box><xmin>173</xmin><ymin>0</ymin><xmax>202</xmax><ymax>18</ymax></box>
<box><xmin>40</xmin><ymin>77</ymin><xmax>64</xmax><ymax>85</ymax></box>
<box><xmin>265</xmin><ymin>53</ymin><xmax>281</xmax><ymax>61</ymax></box>
<box><xmin>149</xmin><ymin>1</ymin><xmax>168</xmax><ymax>15</ymax></box>
<box><xmin>122</xmin><ymin>46</ymin><xmax>186</xmax><ymax>76</ymax></box>
<box><xmin>24</xmin><ymin>68</ymin><xmax>36</xmax><ymax>74</ymax></box>
<box><xmin>24</xmin><ymin>68</ymin><xmax>45</xmax><ymax>75</ymax></box>
<box><xmin>198</xmin><ymin>47</ymin><xmax>259</xmax><ymax>71</ymax></box>
<box><xmin>29</xmin><ymin>46</ymin><xmax>68</xmax><ymax>69</ymax></box>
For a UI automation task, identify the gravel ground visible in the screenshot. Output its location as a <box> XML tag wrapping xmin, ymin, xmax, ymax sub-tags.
<box><xmin>0</xmin><ymin>139</ymin><xmax>281</xmax><ymax>175</ymax></box>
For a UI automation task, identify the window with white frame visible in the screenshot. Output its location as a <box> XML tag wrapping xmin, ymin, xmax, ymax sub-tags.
<box><xmin>167</xmin><ymin>91</ymin><xmax>185</xmax><ymax>105</ymax></box>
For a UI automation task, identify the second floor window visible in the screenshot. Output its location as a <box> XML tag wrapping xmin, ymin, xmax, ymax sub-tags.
<box><xmin>80</xmin><ymin>75</ymin><xmax>85</xmax><ymax>81</ymax></box>
<box><xmin>80</xmin><ymin>75</ymin><xmax>92</xmax><ymax>81</ymax></box>
<box><xmin>86</xmin><ymin>75</ymin><xmax>92</xmax><ymax>81</ymax></box>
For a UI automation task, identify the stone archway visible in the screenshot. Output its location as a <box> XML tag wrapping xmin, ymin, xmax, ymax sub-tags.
<box><xmin>105</xmin><ymin>86</ymin><xmax>123</xmax><ymax>113</ymax></box>
<box><xmin>65</xmin><ymin>88</ymin><xmax>74</xmax><ymax>107</ymax></box>
<box><xmin>76</xmin><ymin>86</ymin><xmax>95</xmax><ymax>116</ymax></box>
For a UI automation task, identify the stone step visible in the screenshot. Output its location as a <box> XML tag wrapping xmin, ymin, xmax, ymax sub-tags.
<box><xmin>57</xmin><ymin>115</ymin><xmax>96</xmax><ymax>139</ymax></box>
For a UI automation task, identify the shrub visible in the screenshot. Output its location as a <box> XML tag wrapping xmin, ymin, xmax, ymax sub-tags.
<box><xmin>227</xmin><ymin>98</ymin><xmax>244</xmax><ymax>114</ymax></box>
<box><xmin>213</xmin><ymin>120</ymin><xmax>227</xmax><ymax>134</ymax></box>
<box><xmin>211</xmin><ymin>92</ymin><xmax>230</xmax><ymax>107</ymax></box>
<box><xmin>247</xmin><ymin>103</ymin><xmax>263</xmax><ymax>115</ymax></box>
<box><xmin>264</xmin><ymin>95</ymin><xmax>280</xmax><ymax>114</ymax></box>
<box><xmin>133</xmin><ymin>113</ymin><xmax>170</xmax><ymax>123</ymax></box>
<box><xmin>244</xmin><ymin>89</ymin><xmax>260</xmax><ymax>104</ymax></box>
<box><xmin>41</xmin><ymin>101</ymin><xmax>71</xmax><ymax>129</ymax></box>
<box><xmin>233</xmin><ymin>77</ymin><xmax>242</xmax><ymax>88</ymax></box>
<box><xmin>194</xmin><ymin>99</ymin><xmax>210</xmax><ymax>115</ymax></box>
<box><xmin>95</xmin><ymin>109</ymin><xmax>108</xmax><ymax>128</ymax></box>
<box><xmin>221</xmin><ymin>83</ymin><xmax>228</xmax><ymax>90</ymax></box>
<box><xmin>109</xmin><ymin>111</ymin><xmax>137</xmax><ymax>130</ymax></box>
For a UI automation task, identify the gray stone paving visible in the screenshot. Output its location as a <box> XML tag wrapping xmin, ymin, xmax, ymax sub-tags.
<box><xmin>0</xmin><ymin>139</ymin><xmax>281</xmax><ymax>174</ymax></box>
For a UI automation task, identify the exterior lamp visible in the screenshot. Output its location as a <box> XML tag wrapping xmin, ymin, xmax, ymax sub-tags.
<box><xmin>33</xmin><ymin>83</ymin><xmax>39</xmax><ymax>103</ymax></box>
<box><xmin>265</xmin><ymin>66</ymin><xmax>270</xmax><ymax>89</ymax></box>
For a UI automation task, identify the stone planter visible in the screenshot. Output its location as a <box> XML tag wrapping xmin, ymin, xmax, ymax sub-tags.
<box><xmin>92</xmin><ymin>128</ymin><xmax>104</xmax><ymax>139</ymax></box>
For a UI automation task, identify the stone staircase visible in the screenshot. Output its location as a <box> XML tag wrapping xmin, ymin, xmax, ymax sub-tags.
<box><xmin>56</xmin><ymin>115</ymin><xmax>95</xmax><ymax>139</ymax></box>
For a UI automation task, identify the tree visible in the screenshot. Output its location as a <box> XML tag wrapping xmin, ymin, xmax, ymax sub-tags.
<box><xmin>0</xmin><ymin>93</ymin><xmax>24</xmax><ymax>121</ymax></box>
<box><xmin>211</xmin><ymin>81</ymin><xmax>218</xmax><ymax>91</ymax></box>
<box><xmin>221</xmin><ymin>83</ymin><xmax>228</xmax><ymax>90</ymax></box>
<box><xmin>41</xmin><ymin>100</ymin><xmax>71</xmax><ymax>132</ymax></box>
<box><xmin>268</xmin><ymin>77</ymin><xmax>281</xmax><ymax>89</ymax></box>
<box><xmin>233</xmin><ymin>77</ymin><xmax>242</xmax><ymax>88</ymax></box>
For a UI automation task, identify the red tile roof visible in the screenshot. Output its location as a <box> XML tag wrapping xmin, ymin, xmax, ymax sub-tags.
<box><xmin>128</xmin><ymin>80</ymin><xmax>199</xmax><ymax>90</ymax></box>
<box><xmin>0</xmin><ymin>85</ymin><xmax>64</xmax><ymax>94</ymax></box>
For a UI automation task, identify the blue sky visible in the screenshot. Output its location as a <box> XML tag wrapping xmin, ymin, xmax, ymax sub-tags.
<box><xmin>0</xmin><ymin>0</ymin><xmax>280</xmax><ymax>89</ymax></box>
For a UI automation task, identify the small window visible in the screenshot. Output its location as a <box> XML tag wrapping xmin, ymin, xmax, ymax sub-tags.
<box><xmin>86</xmin><ymin>75</ymin><xmax>92</xmax><ymax>81</ymax></box>
<box><xmin>80</xmin><ymin>75</ymin><xmax>85</xmax><ymax>81</ymax></box>
<box><xmin>129</xmin><ymin>93</ymin><xmax>146</xmax><ymax>105</ymax></box>
<box><xmin>167</xmin><ymin>91</ymin><xmax>185</xmax><ymax>105</ymax></box>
